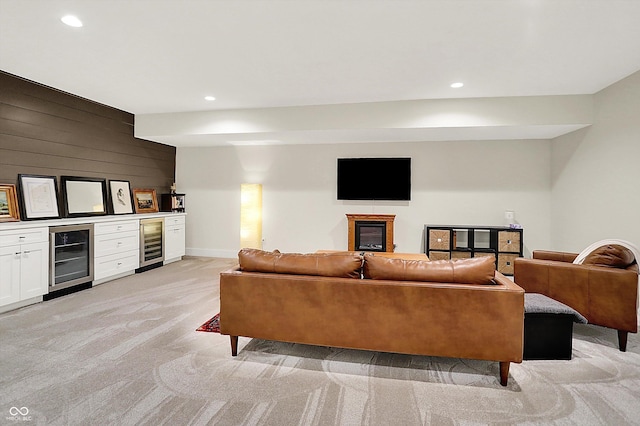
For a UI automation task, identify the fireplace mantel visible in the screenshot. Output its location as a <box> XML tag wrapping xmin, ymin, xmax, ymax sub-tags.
<box><xmin>346</xmin><ymin>214</ymin><xmax>395</xmax><ymax>252</ymax></box>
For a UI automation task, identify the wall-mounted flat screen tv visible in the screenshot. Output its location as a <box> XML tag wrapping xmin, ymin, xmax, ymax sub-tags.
<box><xmin>337</xmin><ymin>157</ymin><xmax>411</xmax><ymax>201</ymax></box>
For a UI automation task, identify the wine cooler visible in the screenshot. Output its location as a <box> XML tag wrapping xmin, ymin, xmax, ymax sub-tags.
<box><xmin>139</xmin><ymin>218</ymin><xmax>164</xmax><ymax>268</ymax></box>
<box><xmin>49</xmin><ymin>224</ymin><xmax>94</xmax><ymax>291</ymax></box>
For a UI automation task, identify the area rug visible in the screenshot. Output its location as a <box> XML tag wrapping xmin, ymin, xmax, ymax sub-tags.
<box><xmin>196</xmin><ymin>313</ymin><xmax>220</xmax><ymax>333</ymax></box>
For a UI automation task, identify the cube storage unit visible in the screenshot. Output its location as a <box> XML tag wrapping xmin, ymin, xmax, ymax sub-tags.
<box><xmin>425</xmin><ymin>224</ymin><xmax>523</xmax><ymax>275</ymax></box>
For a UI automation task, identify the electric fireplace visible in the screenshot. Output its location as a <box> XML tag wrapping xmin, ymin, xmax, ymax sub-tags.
<box><xmin>346</xmin><ymin>214</ymin><xmax>395</xmax><ymax>252</ymax></box>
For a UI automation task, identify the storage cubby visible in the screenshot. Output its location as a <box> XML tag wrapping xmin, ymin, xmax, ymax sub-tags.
<box><xmin>425</xmin><ymin>225</ymin><xmax>523</xmax><ymax>276</ymax></box>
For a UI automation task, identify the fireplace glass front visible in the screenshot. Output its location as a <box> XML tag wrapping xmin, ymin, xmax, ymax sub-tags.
<box><xmin>355</xmin><ymin>221</ymin><xmax>386</xmax><ymax>252</ymax></box>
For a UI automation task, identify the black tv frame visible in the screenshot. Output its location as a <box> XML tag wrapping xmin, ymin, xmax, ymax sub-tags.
<box><xmin>337</xmin><ymin>157</ymin><xmax>411</xmax><ymax>201</ymax></box>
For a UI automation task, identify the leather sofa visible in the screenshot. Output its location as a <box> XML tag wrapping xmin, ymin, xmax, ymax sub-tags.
<box><xmin>220</xmin><ymin>249</ymin><xmax>525</xmax><ymax>386</ymax></box>
<box><xmin>514</xmin><ymin>245</ymin><xmax>639</xmax><ymax>351</ymax></box>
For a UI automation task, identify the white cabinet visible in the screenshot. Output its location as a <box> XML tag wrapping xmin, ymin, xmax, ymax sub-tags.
<box><xmin>164</xmin><ymin>215</ymin><xmax>185</xmax><ymax>262</ymax></box>
<box><xmin>0</xmin><ymin>245</ymin><xmax>21</xmax><ymax>306</ymax></box>
<box><xmin>0</xmin><ymin>227</ymin><xmax>49</xmax><ymax>310</ymax></box>
<box><xmin>1</xmin><ymin>212</ymin><xmax>185</xmax><ymax>311</ymax></box>
<box><xmin>94</xmin><ymin>219</ymin><xmax>139</xmax><ymax>283</ymax></box>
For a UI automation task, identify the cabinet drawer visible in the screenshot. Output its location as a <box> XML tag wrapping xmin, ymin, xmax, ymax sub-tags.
<box><xmin>165</xmin><ymin>224</ymin><xmax>185</xmax><ymax>233</ymax></box>
<box><xmin>94</xmin><ymin>231</ymin><xmax>139</xmax><ymax>257</ymax></box>
<box><xmin>0</xmin><ymin>228</ymin><xmax>49</xmax><ymax>247</ymax></box>
<box><xmin>498</xmin><ymin>231</ymin><xmax>521</xmax><ymax>252</ymax></box>
<box><xmin>94</xmin><ymin>250</ymin><xmax>139</xmax><ymax>280</ymax></box>
<box><xmin>164</xmin><ymin>215</ymin><xmax>185</xmax><ymax>226</ymax></box>
<box><xmin>94</xmin><ymin>220</ymin><xmax>139</xmax><ymax>235</ymax></box>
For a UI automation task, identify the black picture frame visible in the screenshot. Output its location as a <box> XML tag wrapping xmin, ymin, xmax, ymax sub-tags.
<box><xmin>108</xmin><ymin>180</ymin><xmax>134</xmax><ymax>215</ymax></box>
<box><xmin>17</xmin><ymin>174</ymin><xmax>60</xmax><ymax>220</ymax></box>
<box><xmin>60</xmin><ymin>176</ymin><xmax>108</xmax><ymax>217</ymax></box>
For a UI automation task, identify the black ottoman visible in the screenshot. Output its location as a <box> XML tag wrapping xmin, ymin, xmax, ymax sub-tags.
<box><xmin>524</xmin><ymin>293</ymin><xmax>588</xmax><ymax>360</ymax></box>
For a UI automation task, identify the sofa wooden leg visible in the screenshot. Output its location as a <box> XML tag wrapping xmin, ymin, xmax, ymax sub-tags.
<box><xmin>499</xmin><ymin>362</ymin><xmax>510</xmax><ymax>386</ymax></box>
<box><xmin>618</xmin><ymin>330</ymin><xmax>628</xmax><ymax>352</ymax></box>
<box><xmin>230</xmin><ymin>336</ymin><xmax>238</xmax><ymax>356</ymax></box>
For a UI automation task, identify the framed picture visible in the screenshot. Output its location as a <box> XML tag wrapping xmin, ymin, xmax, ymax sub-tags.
<box><xmin>17</xmin><ymin>174</ymin><xmax>60</xmax><ymax>220</ymax></box>
<box><xmin>0</xmin><ymin>184</ymin><xmax>21</xmax><ymax>222</ymax></box>
<box><xmin>132</xmin><ymin>188</ymin><xmax>159</xmax><ymax>213</ymax></box>
<box><xmin>61</xmin><ymin>176</ymin><xmax>108</xmax><ymax>217</ymax></box>
<box><xmin>109</xmin><ymin>180</ymin><xmax>134</xmax><ymax>214</ymax></box>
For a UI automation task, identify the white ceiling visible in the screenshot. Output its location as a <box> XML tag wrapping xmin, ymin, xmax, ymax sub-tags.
<box><xmin>2</xmin><ymin>0</ymin><xmax>640</xmax><ymax>146</ymax></box>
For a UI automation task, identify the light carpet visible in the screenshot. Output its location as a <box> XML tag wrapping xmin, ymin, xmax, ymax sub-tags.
<box><xmin>1</xmin><ymin>257</ymin><xmax>639</xmax><ymax>425</ymax></box>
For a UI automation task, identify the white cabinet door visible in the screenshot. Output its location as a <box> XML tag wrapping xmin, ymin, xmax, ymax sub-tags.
<box><xmin>19</xmin><ymin>241</ymin><xmax>49</xmax><ymax>300</ymax></box>
<box><xmin>165</xmin><ymin>225</ymin><xmax>185</xmax><ymax>260</ymax></box>
<box><xmin>0</xmin><ymin>245</ymin><xmax>21</xmax><ymax>306</ymax></box>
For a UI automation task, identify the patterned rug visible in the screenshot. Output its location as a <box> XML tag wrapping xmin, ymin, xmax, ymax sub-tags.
<box><xmin>196</xmin><ymin>313</ymin><xmax>220</xmax><ymax>333</ymax></box>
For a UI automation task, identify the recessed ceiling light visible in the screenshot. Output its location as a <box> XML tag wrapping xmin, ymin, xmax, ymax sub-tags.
<box><xmin>61</xmin><ymin>15</ymin><xmax>83</xmax><ymax>27</ymax></box>
<box><xmin>204</xmin><ymin>96</ymin><xmax>216</xmax><ymax>101</ymax></box>
<box><xmin>450</xmin><ymin>82</ymin><xmax>464</xmax><ymax>88</ymax></box>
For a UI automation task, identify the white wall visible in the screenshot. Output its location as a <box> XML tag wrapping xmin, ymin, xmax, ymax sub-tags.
<box><xmin>550</xmin><ymin>70</ymin><xmax>640</xmax><ymax>252</ymax></box>
<box><xmin>177</xmin><ymin>139</ymin><xmax>550</xmax><ymax>258</ymax></box>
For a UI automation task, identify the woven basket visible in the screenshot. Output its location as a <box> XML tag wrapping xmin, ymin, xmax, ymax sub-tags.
<box><xmin>451</xmin><ymin>251</ymin><xmax>471</xmax><ymax>259</ymax></box>
<box><xmin>429</xmin><ymin>230</ymin><xmax>450</xmax><ymax>250</ymax></box>
<box><xmin>498</xmin><ymin>253</ymin><xmax>518</xmax><ymax>275</ymax></box>
<box><xmin>474</xmin><ymin>252</ymin><xmax>496</xmax><ymax>261</ymax></box>
<box><xmin>498</xmin><ymin>231</ymin><xmax>521</xmax><ymax>252</ymax></box>
<box><xmin>428</xmin><ymin>251</ymin><xmax>450</xmax><ymax>261</ymax></box>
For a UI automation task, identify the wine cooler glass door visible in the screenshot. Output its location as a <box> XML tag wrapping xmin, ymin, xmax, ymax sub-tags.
<box><xmin>50</xmin><ymin>224</ymin><xmax>94</xmax><ymax>290</ymax></box>
<box><xmin>140</xmin><ymin>219</ymin><xmax>164</xmax><ymax>267</ymax></box>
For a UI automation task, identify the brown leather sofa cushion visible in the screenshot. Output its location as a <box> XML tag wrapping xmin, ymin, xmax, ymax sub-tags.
<box><xmin>238</xmin><ymin>248</ymin><xmax>362</xmax><ymax>278</ymax></box>
<box><xmin>363</xmin><ymin>254</ymin><xmax>496</xmax><ymax>284</ymax></box>
<box><xmin>582</xmin><ymin>244</ymin><xmax>636</xmax><ymax>268</ymax></box>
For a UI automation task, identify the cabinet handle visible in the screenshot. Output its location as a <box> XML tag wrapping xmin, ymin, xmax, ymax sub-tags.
<box><xmin>23</xmin><ymin>250</ymin><xmax>30</xmax><ymax>255</ymax></box>
<box><xmin>117</xmin><ymin>226</ymin><xmax>123</xmax><ymax>230</ymax></box>
<box><xmin>19</xmin><ymin>236</ymin><xmax>26</xmax><ymax>240</ymax></box>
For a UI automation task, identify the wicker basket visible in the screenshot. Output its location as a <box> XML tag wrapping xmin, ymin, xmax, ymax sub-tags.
<box><xmin>429</xmin><ymin>230</ymin><xmax>450</xmax><ymax>250</ymax></box>
<box><xmin>498</xmin><ymin>253</ymin><xmax>518</xmax><ymax>275</ymax></box>
<box><xmin>428</xmin><ymin>251</ymin><xmax>450</xmax><ymax>261</ymax></box>
<box><xmin>451</xmin><ymin>251</ymin><xmax>472</xmax><ymax>259</ymax></box>
<box><xmin>474</xmin><ymin>252</ymin><xmax>496</xmax><ymax>261</ymax></box>
<box><xmin>498</xmin><ymin>231</ymin><xmax>521</xmax><ymax>252</ymax></box>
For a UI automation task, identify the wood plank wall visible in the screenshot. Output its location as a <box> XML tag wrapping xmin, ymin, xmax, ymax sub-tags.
<box><xmin>0</xmin><ymin>71</ymin><xmax>176</xmax><ymax>211</ymax></box>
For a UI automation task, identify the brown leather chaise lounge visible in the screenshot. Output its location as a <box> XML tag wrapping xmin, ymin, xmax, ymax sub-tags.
<box><xmin>514</xmin><ymin>244</ymin><xmax>639</xmax><ymax>351</ymax></box>
<box><xmin>220</xmin><ymin>249</ymin><xmax>525</xmax><ymax>386</ymax></box>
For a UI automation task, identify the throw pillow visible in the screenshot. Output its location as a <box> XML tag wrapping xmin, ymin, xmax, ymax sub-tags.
<box><xmin>363</xmin><ymin>254</ymin><xmax>496</xmax><ymax>284</ymax></box>
<box><xmin>238</xmin><ymin>248</ymin><xmax>363</xmax><ymax>278</ymax></box>
<box><xmin>582</xmin><ymin>244</ymin><xmax>636</xmax><ymax>268</ymax></box>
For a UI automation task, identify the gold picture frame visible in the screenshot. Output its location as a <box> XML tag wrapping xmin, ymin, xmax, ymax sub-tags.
<box><xmin>0</xmin><ymin>184</ymin><xmax>21</xmax><ymax>222</ymax></box>
<box><xmin>132</xmin><ymin>188</ymin><xmax>159</xmax><ymax>213</ymax></box>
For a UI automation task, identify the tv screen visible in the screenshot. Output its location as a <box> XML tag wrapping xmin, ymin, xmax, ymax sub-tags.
<box><xmin>337</xmin><ymin>157</ymin><xmax>411</xmax><ymax>200</ymax></box>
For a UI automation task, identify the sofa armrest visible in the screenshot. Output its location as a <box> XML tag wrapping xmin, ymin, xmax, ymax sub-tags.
<box><xmin>514</xmin><ymin>257</ymin><xmax>638</xmax><ymax>332</ymax></box>
<box><xmin>532</xmin><ymin>250</ymin><xmax>579</xmax><ymax>263</ymax></box>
